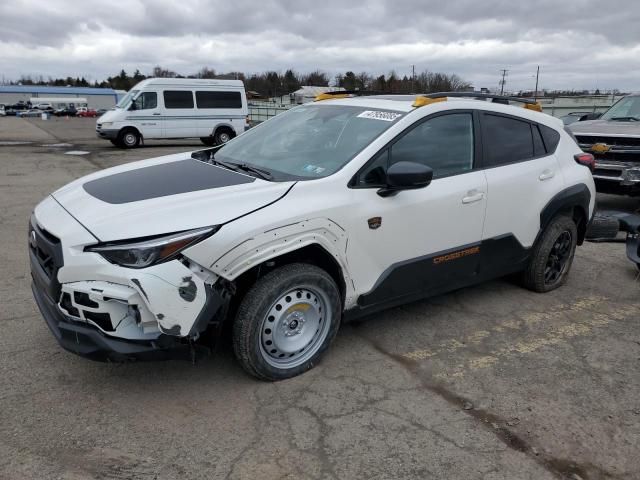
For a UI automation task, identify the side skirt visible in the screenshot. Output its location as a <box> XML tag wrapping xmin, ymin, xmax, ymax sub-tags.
<box><xmin>344</xmin><ymin>234</ymin><xmax>530</xmax><ymax>322</ymax></box>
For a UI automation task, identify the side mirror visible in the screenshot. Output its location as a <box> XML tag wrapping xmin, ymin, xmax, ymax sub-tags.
<box><xmin>377</xmin><ymin>161</ymin><xmax>433</xmax><ymax>197</ymax></box>
<box><xmin>580</xmin><ymin>112</ymin><xmax>602</xmax><ymax>121</ymax></box>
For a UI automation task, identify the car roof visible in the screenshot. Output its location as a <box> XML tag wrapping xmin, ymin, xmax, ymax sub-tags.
<box><xmin>316</xmin><ymin>94</ymin><xmax>563</xmax><ymax>128</ymax></box>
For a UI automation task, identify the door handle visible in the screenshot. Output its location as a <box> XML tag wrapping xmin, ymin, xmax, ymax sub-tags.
<box><xmin>152</xmin><ymin>112</ymin><xmax>161</xmax><ymax>116</ymax></box>
<box><xmin>462</xmin><ymin>191</ymin><xmax>485</xmax><ymax>204</ymax></box>
<box><xmin>539</xmin><ymin>169</ymin><xmax>555</xmax><ymax>181</ymax></box>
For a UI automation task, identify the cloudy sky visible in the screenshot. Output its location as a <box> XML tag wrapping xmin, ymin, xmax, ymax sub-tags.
<box><xmin>1</xmin><ymin>0</ymin><xmax>639</xmax><ymax>92</ymax></box>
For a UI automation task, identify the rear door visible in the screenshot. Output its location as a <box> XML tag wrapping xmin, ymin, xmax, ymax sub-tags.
<box><xmin>479</xmin><ymin>112</ymin><xmax>565</xmax><ymax>269</ymax></box>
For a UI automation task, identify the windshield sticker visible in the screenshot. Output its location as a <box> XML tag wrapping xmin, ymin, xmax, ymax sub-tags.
<box><xmin>357</xmin><ymin>110</ymin><xmax>402</xmax><ymax>122</ymax></box>
<box><xmin>303</xmin><ymin>164</ymin><xmax>326</xmax><ymax>174</ymax></box>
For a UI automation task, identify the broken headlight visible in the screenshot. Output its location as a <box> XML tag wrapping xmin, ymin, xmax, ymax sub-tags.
<box><xmin>86</xmin><ymin>226</ymin><xmax>218</xmax><ymax>269</ymax></box>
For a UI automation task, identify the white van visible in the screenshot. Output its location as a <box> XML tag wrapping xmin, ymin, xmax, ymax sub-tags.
<box><xmin>96</xmin><ymin>78</ymin><xmax>249</xmax><ymax>148</ymax></box>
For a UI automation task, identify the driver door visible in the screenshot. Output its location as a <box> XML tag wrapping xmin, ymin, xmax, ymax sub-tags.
<box><xmin>129</xmin><ymin>91</ymin><xmax>161</xmax><ymax>139</ymax></box>
<box><xmin>346</xmin><ymin>111</ymin><xmax>488</xmax><ymax>308</ymax></box>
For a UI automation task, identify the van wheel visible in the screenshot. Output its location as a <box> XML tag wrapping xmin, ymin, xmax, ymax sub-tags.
<box><xmin>522</xmin><ymin>215</ymin><xmax>577</xmax><ymax>292</ymax></box>
<box><xmin>200</xmin><ymin>137</ymin><xmax>216</xmax><ymax>146</ymax></box>
<box><xmin>109</xmin><ymin>139</ymin><xmax>122</xmax><ymax>147</ymax></box>
<box><xmin>118</xmin><ymin>128</ymin><xmax>140</xmax><ymax>148</ymax></box>
<box><xmin>214</xmin><ymin>129</ymin><xmax>233</xmax><ymax>145</ymax></box>
<box><xmin>233</xmin><ymin>263</ymin><xmax>341</xmax><ymax>381</ymax></box>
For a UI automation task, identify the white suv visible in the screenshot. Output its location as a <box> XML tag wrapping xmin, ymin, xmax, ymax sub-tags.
<box><xmin>30</xmin><ymin>92</ymin><xmax>596</xmax><ymax>380</ymax></box>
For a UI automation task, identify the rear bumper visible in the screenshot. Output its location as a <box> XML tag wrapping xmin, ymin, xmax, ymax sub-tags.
<box><xmin>32</xmin><ymin>281</ymin><xmax>191</xmax><ymax>361</ymax></box>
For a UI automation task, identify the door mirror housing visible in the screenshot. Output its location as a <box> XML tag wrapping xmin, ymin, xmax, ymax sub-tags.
<box><xmin>377</xmin><ymin>161</ymin><xmax>433</xmax><ymax>197</ymax></box>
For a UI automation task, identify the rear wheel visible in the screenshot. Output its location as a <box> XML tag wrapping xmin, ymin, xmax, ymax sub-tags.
<box><xmin>200</xmin><ymin>137</ymin><xmax>216</xmax><ymax>146</ymax></box>
<box><xmin>214</xmin><ymin>129</ymin><xmax>233</xmax><ymax>145</ymax></box>
<box><xmin>118</xmin><ymin>128</ymin><xmax>140</xmax><ymax>148</ymax></box>
<box><xmin>523</xmin><ymin>215</ymin><xmax>578</xmax><ymax>292</ymax></box>
<box><xmin>233</xmin><ymin>263</ymin><xmax>341</xmax><ymax>381</ymax></box>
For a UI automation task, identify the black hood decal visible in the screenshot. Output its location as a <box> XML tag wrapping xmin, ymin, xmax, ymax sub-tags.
<box><xmin>83</xmin><ymin>159</ymin><xmax>255</xmax><ymax>204</ymax></box>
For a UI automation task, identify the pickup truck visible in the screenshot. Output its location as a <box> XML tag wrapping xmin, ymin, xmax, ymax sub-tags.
<box><xmin>570</xmin><ymin>94</ymin><xmax>640</xmax><ymax>195</ymax></box>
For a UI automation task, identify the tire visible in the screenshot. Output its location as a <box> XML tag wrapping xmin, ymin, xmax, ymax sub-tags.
<box><xmin>200</xmin><ymin>137</ymin><xmax>216</xmax><ymax>146</ymax></box>
<box><xmin>233</xmin><ymin>263</ymin><xmax>342</xmax><ymax>381</ymax></box>
<box><xmin>118</xmin><ymin>128</ymin><xmax>140</xmax><ymax>148</ymax></box>
<box><xmin>214</xmin><ymin>129</ymin><xmax>233</xmax><ymax>146</ymax></box>
<box><xmin>586</xmin><ymin>214</ymin><xmax>619</xmax><ymax>240</ymax></box>
<box><xmin>109</xmin><ymin>139</ymin><xmax>122</xmax><ymax>147</ymax></box>
<box><xmin>523</xmin><ymin>215</ymin><xmax>578</xmax><ymax>293</ymax></box>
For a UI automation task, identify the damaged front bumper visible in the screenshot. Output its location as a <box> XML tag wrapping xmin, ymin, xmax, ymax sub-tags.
<box><xmin>29</xmin><ymin>199</ymin><xmax>228</xmax><ymax>362</ymax></box>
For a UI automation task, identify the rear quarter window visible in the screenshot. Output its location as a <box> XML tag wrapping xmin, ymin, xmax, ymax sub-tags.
<box><xmin>196</xmin><ymin>91</ymin><xmax>242</xmax><ymax>109</ymax></box>
<box><xmin>482</xmin><ymin>113</ymin><xmax>534</xmax><ymax>167</ymax></box>
<box><xmin>539</xmin><ymin>124</ymin><xmax>561</xmax><ymax>153</ymax></box>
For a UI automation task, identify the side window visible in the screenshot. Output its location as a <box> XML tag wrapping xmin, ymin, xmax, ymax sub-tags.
<box><xmin>196</xmin><ymin>91</ymin><xmax>242</xmax><ymax>109</ymax></box>
<box><xmin>483</xmin><ymin>114</ymin><xmax>534</xmax><ymax>167</ymax></box>
<box><xmin>163</xmin><ymin>90</ymin><xmax>194</xmax><ymax>109</ymax></box>
<box><xmin>133</xmin><ymin>92</ymin><xmax>157</xmax><ymax>110</ymax></box>
<box><xmin>539</xmin><ymin>124</ymin><xmax>561</xmax><ymax>153</ymax></box>
<box><xmin>390</xmin><ymin>113</ymin><xmax>474</xmax><ymax>178</ymax></box>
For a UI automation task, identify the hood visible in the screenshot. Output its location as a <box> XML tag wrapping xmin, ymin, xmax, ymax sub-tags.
<box><xmin>569</xmin><ymin>119</ymin><xmax>640</xmax><ymax>137</ymax></box>
<box><xmin>52</xmin><ymin>151</ymin><xmax>294</xmax><ymax>241</ymax></box>
<box><xmin>97</xmin><ymin>109</ymin><xmax>119</xmax><ymax>123</ymax></box>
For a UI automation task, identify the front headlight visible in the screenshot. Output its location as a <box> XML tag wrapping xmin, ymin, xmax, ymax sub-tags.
<box><xmin>85</xmin><ymin>226</ymin><xmax>218</xmax><ymax>269</ymax></box>
<box><xmin>100</xmin><ymin>122</ymin><xmax>113</xmax><ymax>127</ymax></box>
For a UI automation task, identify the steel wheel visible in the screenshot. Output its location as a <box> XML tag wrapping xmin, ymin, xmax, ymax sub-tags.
<box><xmin>259</xmin><ymin>287</ymin><xmax>332</xmax><ymax>369</ymax></box>
<box><xmin>544</xmin><ymin>230</ymin><xmax>573</xmax><ymax>285</ymax></box>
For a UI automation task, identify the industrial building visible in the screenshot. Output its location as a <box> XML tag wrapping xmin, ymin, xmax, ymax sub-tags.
<box><xmin>0</xmin><ymin>85</ymin><xmax>125</xmax><ymax>109</ymax></box>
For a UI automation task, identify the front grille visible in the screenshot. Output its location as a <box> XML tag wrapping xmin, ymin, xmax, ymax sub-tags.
<box><xmin>576</xmin><ymin>135</ymin><xmax>640</xmax><ymax>163</ymax></box>
<box><xmin>29</xmin><ymin>216</ymin><xmax>63</xmax><ymax>302</ymax></box>
<box><xmin>575</xmin><ymin>135</ymin><xmax>640</xmax><ymax>147</ymax></box>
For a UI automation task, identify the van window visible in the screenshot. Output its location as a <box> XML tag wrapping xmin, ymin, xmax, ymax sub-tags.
<box><xmin>163</xmin><ymin>91</ymin><xmax>194</xmax><ymax>109</ymax></box>
<box><xmin>133</xmin><ymin>92</ymin><xmax>157</xmax><ymax>110</ymax></box>
<box><xmin>196</xmin><ymin>91</ymin><xmax>242</xmax><ymax>109</ymax></box>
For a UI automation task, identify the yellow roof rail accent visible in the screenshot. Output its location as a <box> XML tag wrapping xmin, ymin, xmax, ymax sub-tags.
<box><xmin>524</xmin><ymin>102</ymin><xmax>543</xmax><ymax>112</ymax></box>
<box><xmin>412</xmin><ymin>96</ymin><xmax>447</xmax><ymax>108</ymax></box>
<box><xmin>315</xmin><ymin>93</ymin><xmax>350</xmax><ymax>102</ymax></box>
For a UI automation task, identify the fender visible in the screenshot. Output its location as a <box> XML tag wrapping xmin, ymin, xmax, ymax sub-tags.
<box><xmin>209</xmin><ymin>218</ymin><xmax>357</xmax><ymax>307</ymax></box>
<box><xmin>539</xmin><ymin>183</ymin><xmax>591</xmax><ymax>244</ymax></box>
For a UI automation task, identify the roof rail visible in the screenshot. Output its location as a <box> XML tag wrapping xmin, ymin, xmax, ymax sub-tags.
<box><xmin>414</xmin><ymin>92</ymin><xmax>543</xmax><ymax>111</ymax></box>
<box><xmin>314</xmin><ymin>90</ymin><xmax>385</xmax><ymax>101</ymax></box>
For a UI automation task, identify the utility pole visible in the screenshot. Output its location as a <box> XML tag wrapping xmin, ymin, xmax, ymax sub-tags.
<box><xmin>534</xmin><ymin>65</ymin><xmax>540</xmax><ymax>101</ymax></box>
<box><xmin>499</xmin><ymin>69</ymin><xmax>508</xmax><ymax>95</ymax></box>
<box><xmin>411</xmin><ymin>64</ymin><xmax>415</xmax><ymax>93</ymax></box>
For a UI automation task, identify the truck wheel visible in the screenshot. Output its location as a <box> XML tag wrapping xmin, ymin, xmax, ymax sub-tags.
<box><xmin>214</xmin><ymin>129</ymin><xmax>233</xmax><ymax>145</ymax></box>
<box><xmin>233</xmin><ymin>263</ymin><xmax>341</xmax><ymax>381</ymax></box>
<box><xmin>523</xmin><ymin>215</ymin><xmax>578</xmax><ymax>292</ymax></box>
<box><xmin>118</xmin><ymin>128</ymin><xmax>140</xmax><ymax>148</ymax></box>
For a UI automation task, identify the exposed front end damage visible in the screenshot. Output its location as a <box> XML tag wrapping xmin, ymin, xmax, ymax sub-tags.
<box><xmin>29</xmin><ymin>200</ymin><xmax>230</xmax><ymax>362</ymax></box>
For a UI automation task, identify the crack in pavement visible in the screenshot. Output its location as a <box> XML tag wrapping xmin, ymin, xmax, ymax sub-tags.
<box><xmin>351</xmin><ymin>324</ymin><xmax>623</xmax><ymax>480</ymax></box>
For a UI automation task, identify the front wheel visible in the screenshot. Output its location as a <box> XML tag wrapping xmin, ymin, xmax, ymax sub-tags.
<box><xmin>233</xmin><ymin>263</ymin><xmax>341</xmax><ymax>381</ymax></box>
<box><xmin>118</xmin><ymin>129</ymin><xmax>140</xmax><ymax>148</ymax></box>
<box><xmin>523</xmin><ymin>215</ymin><xmax>578</xmax><ymax>292</ymax></box>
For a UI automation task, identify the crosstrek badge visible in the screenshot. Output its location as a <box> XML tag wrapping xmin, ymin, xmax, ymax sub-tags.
<box><xmin>357</xmin><ymin>111</ymin><xmax>402</xmax><ymax>122</ymax></box>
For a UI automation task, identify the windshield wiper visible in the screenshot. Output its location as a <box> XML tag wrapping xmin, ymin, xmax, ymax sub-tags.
<box><xmin>228</xmin><ymin>163</ymin><xmax>273</xmax><ymax>180</ymax></box>
<box><xmin>611</xmin><ymin>116</ymin><xmax>640</xmax><ymax>121</ymax></box>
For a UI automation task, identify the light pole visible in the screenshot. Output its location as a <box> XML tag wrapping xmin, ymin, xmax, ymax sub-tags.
<box><xmin>534</xmin><ymin>65</ymin><xmax>540</xmax><ymax>101</ymax></box>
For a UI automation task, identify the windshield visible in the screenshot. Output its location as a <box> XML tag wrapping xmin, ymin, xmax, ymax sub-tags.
<box><xmin>116</xmin><ymin>90</ymin><xmax>139</xmax><ymax>109</ymax></box>
<box><xmin>215</xmin><ymin>104</ymin><xmax>404</xmax><ymax>180</ymax></box>
<box><xmin>601</xmin><ymin>96</ymin><xmax>640</xmax><ymax>121</ymax></box>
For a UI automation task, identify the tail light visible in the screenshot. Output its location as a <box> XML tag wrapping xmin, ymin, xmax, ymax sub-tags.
<box><xmin>574</xmin><ymin>153</ymin><xmax>595</xmax><ymax>172</ymax></box>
